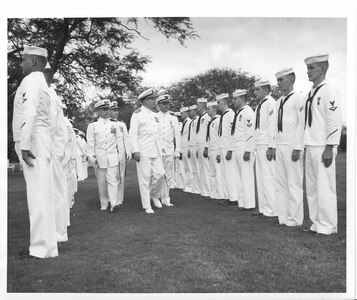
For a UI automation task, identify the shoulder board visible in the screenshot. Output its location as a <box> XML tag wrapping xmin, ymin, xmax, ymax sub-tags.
<box><xmin>134</xmin><ymin>108</ymin><xmax>141</xmax><ymax>113</ymax></box>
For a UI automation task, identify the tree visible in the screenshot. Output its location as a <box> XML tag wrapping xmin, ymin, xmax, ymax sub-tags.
<box><xmin>165</xmin><ymin>67</ymin><xmax>281</xmax><ymax>111</ymax></box>
<box><xmin>7</xmin><ymin>17</ymin><xmax>198</xmax><ymax>161</ymax></box>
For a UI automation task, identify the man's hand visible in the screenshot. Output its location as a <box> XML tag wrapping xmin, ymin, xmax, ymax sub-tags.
<box><xmin>133</xmin><ymin>152</ymin><xmax>140</xmax><ymax>162</ymax></box>
<box><xmin>243</xmin><ymin>151</ymin><xmax>250</xmax><ymax>161</ymax></box>
<box><xmin>188</xmin><ymin>150</ymin><xmax>191</xmax><ymax>159</ymax></box>
<box><xmin>322</xmin><ymin>145</ymin><xmax>333</xmax><ymax>168</ymax></box>
<box><xmin>21</xmin><ymin>150</ymin><xmax>36</xmax><ymax>167</ymax></box>
<box><xmin>216</xmin><ymin>154</ymin><xmax>221</xmax><ymax>163</ymax></box>
<box><xmin>226</xmin><ymin>150</ymin><xmax>232</xmax><ymax>161</ymax></box>
<box><xmin>179</xmin><ymin>153</ymin><xmax>183</xmax><ymax>160</ymax></box>
<box><xmin>266</xmin><ymin>147</ymin><xmax>276</xmax><ymax>161</ymax></box>
<box><xmin>203</xmin><ymin>147</ymin><xmax>209</xmax><ymax>158</ymax></box>
<box><xmin>196</xmin><ymin>150</ymin><xmax>199</xmax><ymax>158</ymax></box>
<box><xmin>291</xmin><ymin>149</ymin><xmax>301</xmax><ymax>162</ymax></box>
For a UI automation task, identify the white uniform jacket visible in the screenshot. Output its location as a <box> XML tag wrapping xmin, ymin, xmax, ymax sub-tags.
<box><xmin>218</xmin><ymin>108</ymin><xmax>234</xmax><ymax>153</ymax></box>
<box><xmin>188</xmin><ymin>115</ymin><xmax>199</xmax><ymax>147</ymax></box>
<box><xmin>158</xmin><ymin>111</ymin><xmax>181</xmax><ymax>155</ymax></box>
<box><xmin>206</xmin><ymin>115</ymin><xmax>221</xmax><ymax>152</ymax></box>
<box><xmin>232</xmin><ymin>105</ymin><xmax>255</xmax><ymax>152</ymax></box>
<box><xmin>303</xmin><ymin>81</ymin><xmax>342</xmax><ymax>146</ymax></box>
<box><xmin>196</xmin><ymin>111</ymin><xmax>211</xmax><ymax>145</ymax></box>
<box><xmin>180</xmin><ymin>117</ymin><xmax>191</xmax><ymax>151</ymax></box>
<box><xmin>255</xmin><ymin>95</ymin><xmax>276</xmax><ymax>147</ymax></box>
<box><xmin>275</xmin><ymin>90</ymin><xmax>305</xmax><ymax>149</ymax></box>
<box><xmin>86</xmin><ymin>117</ymin><xmax>120</xmax><ymax>168</ymax></box>
<box><xmin>129</xmin><ymin>105</ymin><xmax>162</xmax><ymax>158</ymax></box>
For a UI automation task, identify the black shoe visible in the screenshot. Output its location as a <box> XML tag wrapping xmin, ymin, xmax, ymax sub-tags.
<box><xmin>19</xmin><ymin>250</ymin><xmax>39</xmax><ymax>260</ymax></box>
<box><xmin>302</xmin><ymin>229</ymin><xmax>316</xmax><ymax>234</ymax></box>
<box><xmin>110</xmin><ymin>205</ymin><xmax>120</xmax><ymax>213</ymax></box>
<box><xmin>229</xmin><ymin>201</ymin><xmax>238</xmax><ymax>205</ymax></box>
<box><xmin>252</xmin><ymin>211</ymin><xmax>262</xmax><ymax>216</ymax></box>
<box><xmin>274</xmin><ymin>222</ymin><xmax>282</xmax><ymax>226</ymax></box>
<box><xmin>233</xmin><ymin>207</ymin><xmax>245</xmax><ymax>211</ymax></box>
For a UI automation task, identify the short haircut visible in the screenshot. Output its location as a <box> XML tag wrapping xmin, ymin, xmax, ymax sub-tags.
<box><xmin>262</xmin><ymin>85</ymin><xmax>271</xmax><ymax>94</ymax></box>
<box><xmin>287</xmin><ymin>73</ymin><xmax>296</xmax><ymax>84</ymax></box>
<box><xmin>43</xmin><ymin>68</ymin><xmax>54</xmax><ymax>85</ymax></box>
<box><xmin>32</xmin><ymin>55</ymin><xmax>47</xmax><ymax>71</ymax></box>
<box><xmin>316</xmin><ymin>61</ymin><xmax>329</xmax><ymax>73</ymax></box>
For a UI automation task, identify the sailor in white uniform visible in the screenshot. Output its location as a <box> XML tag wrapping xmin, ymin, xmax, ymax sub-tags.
<box><xmin>109</xmin><ymin>101</ymin><xmax>131</xmax><ymax>205</ymax></box>
<box><xmin>157</xmin><ymin>94</ymin><xmax>181</xmax><ymax>206</ymax></box>
<box><xmin>86</xmin><ymin>99</ymin><xmax>120</xmax><ymax>212</ymax></box>
<box><xmin>206</xmin><ymin>101</ymin><xmax>225</xmax><ymax>200</ymax></box>
<box><xmin>187</xmin><ymin>104</ymin><xmax>201</xmax><ymax>194</ymax></box>
<box><xmin>253</xmin><ymin>79</ymin><xmax>277</xmax><ymax>217</ymax></box>
<box><xmin>129</xmin><ymin>89</ymin><xmax>165</xmax><ymax>214</ymax></box>
<box><xmin>180</xmin><ymin>107</ymin><xmax>193</xmax><ymax>193</ymax></box>
<box><xmin>303</xmin><ymin>54</ymin><xmax>342</xmax><ymax>235</ymax></box>
<box><xmin>231</xmin><ymin>89</ymin><xmax>256</xmax><ymax>210</ymax></box>
<box><xmin>173</xmin><ymin>112</ymin><xmax>185</xmax><ymax>189</ymax></box>
<box><xmin>43</xmin><ymin>63</ymin><xmax>69</xmax><ymax>242</ymax></box>
<box><xmin>196</xmin><ymin>98</ymin><xmax>211</xmax><ymax>197</ymax></box>
<box><xmin>12</xmin><ymin>46</ymin><xmax>58</xmax><ymax>259</ymax></box>
<box><xmin>216</xmin><ymin>93</ymin><xmax>238</xmax><ymax>205</ymax></box>
<box><xmin>275</xmin><ymin>68</ymin><xmax>305</xmax><ymax>226</ymax></box>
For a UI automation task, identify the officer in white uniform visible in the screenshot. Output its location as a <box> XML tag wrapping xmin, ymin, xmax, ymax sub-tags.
<box><xmin>254</xmin><ymin>79</ymin><xmax>277</xmax><ymax>217</ymax></box>
<box><xmin>187</xmin><ymin>104</ymin><xmax>201</xmax><ymax>194</ymax></box>
<box><xmin>303</xmin><ymin>54</ymin><xmax>342</xmax><ymax>235</ymax></box>
<box><xmin>157</xmin><ymin>94</ymin><xmax>181</xmax><ymax>206</ymax></box>
<box><xmin>87</xmin><ymin>99</ymin><xmax>120</xmax><ymax>212</ymax></box>
<box><xmin>129</xmin><ymin>89</ymin><xmax>165</xmax><ymax>214</ymax></box>
<box><xmin>275</xmin><ymin>68</ymin><xmax>305</xmax><ymax>226</ymax></box>
<box><xmin>77</xmin><ymin>131</ymin><xmax>89</xmax><ymax>180</ymax></box>
<box><xmin>12</xmin><ymin>46</ymin><xmax>58</xmax><ymax>259</ymax></box>
<box><xmin>231</xmin><ymin>89</ymin><xmax>256</xmax><ymax>210</ymax></box>
<box><xmin>196</xmin><ymin>98</ymin><xmax>211</xmax><ymax>197</ymax></box>
<box><xmin>180</xmin><ymin>107</ymin><xmax>193</xmax><ymax>193</ymax></box>
<box><xmin>216</xmin><ymin>93</ymin><xmax>238</xmax><ymax>204</ymax></box>
<box><xmin>205</xmin><ymin>101</ymin><xmax>225</xmax><ymax>200</ymax></box>
<box><xmin>109</xmin><ymin>101</ymin><xmax>131</xmax><ymax>205</ymax></box>
<box><xmin>173</xmin><ymin>112</ymin><xmax>185</xmax><ymax>189</ymax></box>
<box><xmin>43</xmin><ymin>63</ymin><xmax>69</xmax><ymax>242</ymax></box>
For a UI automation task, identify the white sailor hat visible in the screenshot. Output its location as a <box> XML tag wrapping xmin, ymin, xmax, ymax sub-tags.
<box><xmin>23</xmin><ymin>45</ymin><xmax>48</xmax><ymax>57</ymax></box>
<box><xmin>232</xmin><ymin>89</ymin><xmax>247</xmax><ymax>97</ymax></box>
<box><xmin>94</xmin><ymin>99</ymin><xmax>110</xmax><ymax>109</ymax></box>
<box><xmin>254</xmin><ymin>79</ymin><xmax>271</xmax><ymax>88</ymax></box>
<box><xmin>207</xmin><ymin>101</ymin><xmax>218</xmax><ymax>107</ymax></box>
<box><xmin>156</xmin><ymin>94</ymin><xmax>171</xmax><ymax>104</ymax></box>
<box><xmin>174</xmin><ymin>112</ymin><xmax>181</xmax><ymax>117</ymax></box>
<box><xmin>109</xmin><ymin>101</ymin><xmax>119</xmax><ymax>109</ymax></box>
<box><xmin>275</xmin><ymin>67</ymin><xmax>294</xmax><ymax>79</ymax></box>
<box><xmin>45</xmin><ymin>62</ymin><xmax>51</xmax><ymax>69</ymax></box>
<box><xmin>157</xmin><ymin>89</ymin><xmax>167</xmax><ymax>96</ymax></box>
<box><xmin>73</xmin><ymin>127</ymin><xmax>79</xmax><ymax>132</ymax></box>
<box><xmin>180</xmin><ymin>107</ymin><xmax>189</xmax><ymax>113</ymax></box>
<box><xmin>78</xmin><ymin>130</ymin><xmax>85</xmax><ymax>137</ymax></box>
<box><xmin>189</xmin><ymin>104</ymin><xmax>198</xmax><ymax>110</ymax></box>
<box><xmin>62</xmin><ymin>102</ymin><xmax>67</xmax><ymax>109</ymax></box>
<box><xmin>197</xmin><ymin>97</ymin><xmax>207</xmax><ymax>104</ymax></box>
<box><xmin>215</xmin><ymin>93</ymin><xmax>229</xmax><ymax>101</ymax></box>
<box><xmin>304</xmin><ymin>54</ymin><xmax>329</xmax><ymax>65</ymax></box>
<box><xmin>138</xmin><ymin>88</ymin><xmax>155</xmax><ymax>101</ymax></box>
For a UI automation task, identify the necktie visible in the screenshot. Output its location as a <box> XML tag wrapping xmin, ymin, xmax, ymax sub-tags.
<box><xmin>231</xmin><ymin>107</ymin><xmax>245</xmax><ymax>135</ymax></box>
<box><xmin>255</xmin><ymin>98</ymin><xmax>268</xmax><ymax>130</ymax></box>
<box><xmin>218</xmin><ymin>110</ymin><xmax>229</xmax><ymax>137</ymax></box>
<box><xmin>277</xmin><ymin>93</ymin><xmax>294</xmax><ymax>132</ymax></box>
<box><xmin>196</xmin><ymin>112</ymin><xmax>207</xmax><ymax>133</ymax></box>
<box><xmin>305</xmin><ymin>84</ymin><xmax>325</xmax><ymax>128</ymax></box>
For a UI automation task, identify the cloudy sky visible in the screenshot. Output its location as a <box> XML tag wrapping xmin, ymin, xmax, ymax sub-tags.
<box><xmin>130</xmin><ymin>17</ymin><xmax>347</xmax><ymax>120</ymax></box>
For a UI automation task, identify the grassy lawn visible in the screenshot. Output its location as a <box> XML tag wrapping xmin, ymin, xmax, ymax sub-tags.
<box><xmin>7</xmin><ymin>152</ymin><xmax>346</xmax><ymax>293</ymax></box>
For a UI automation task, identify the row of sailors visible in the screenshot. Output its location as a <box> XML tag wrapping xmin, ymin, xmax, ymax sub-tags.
<box><xmin>133</xmin><ymin>54</ymin><xmax>342</xmax><ymax>236</ymax></box>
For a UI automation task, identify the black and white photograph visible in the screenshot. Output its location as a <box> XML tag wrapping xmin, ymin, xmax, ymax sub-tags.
<box><xmin>2</xmin><ymin>1</ymin><xmax>356</xmax><ymax>299</ymax></box>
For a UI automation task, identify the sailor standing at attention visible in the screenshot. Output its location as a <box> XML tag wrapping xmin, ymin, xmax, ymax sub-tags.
<box><xmin>231</xmin><ymin>89</ymin><xmax>256</xmax><ymax>210</ymax></box>
<box><xmin>275</xmin><ymin>68</ymin><xmax>305</xmax><ymax>226</ymax></box>
<box><xmin>196</xmin><ymin>98</ymin><xmax>211</xmax><ymax>197</ymax></box>
<box><xmin>187</xmin><ymin>104</ymin><xmax>201</xmax><ymax>194</ymax></box>
<box><xmin>129</xmin><ymin>89</ymin><xmax>165</xmax><ymax>214</ymax></box>
<box><xmin>12</xmin><ymin>45</ymin><xmax>58</xmax><ymax>259</ymax></box>
<box><xmin>253</xmin><ymin>79</ymin><xmax>277</xmax><ymax>218</ymax></box>
<box><xmin>180</xmin><ymin>106</ymin><xmax>193</xmax><ymax>193</ymax></box>
<box><xmin>303</xmin><ymin>54</ymin><xmax>342</xmax><ymax>235</ymax></box>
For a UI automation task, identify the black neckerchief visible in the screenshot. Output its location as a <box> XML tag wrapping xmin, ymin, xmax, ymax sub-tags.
<box><xmin>181</xmin><ymin>118</ymin><xmax>188</xmax><ymax>134</ymax></box>
<box><xmin>188</xmin><ymin>116</ymin><xmax>198</xmax><ymax>141</ymax></box>
<box><xmin>231</xmin><ymin>106</ymin><xmax>246</xmax><ymax>135</ymax></box>
<box><xmin>255</xmin><ymin>98</ymin><xmax>268</xmax><ymax>130</ymax></box>
<box><xmin>277</xmin><ymin>92</ymin><xmax>294</xmax><ymax>132</ymax></box>
<box><xmin>196</xmin><ymin>111</ymin><xmax>207</xmax><ymax>133</ymax></box>
<box><xmin>305</xmin><ymin>84</ymin><xmax>325</xmax><ymax>128</ymax></box>
<box><xmin>206</xmin><ymin>115</ymin><xmax>219</xmax><ymax>142</ymax></box>
<box><xmin>218</xmin><ymin>109</ymin><xmax>230</xmax><ymax>137</ymax></box>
